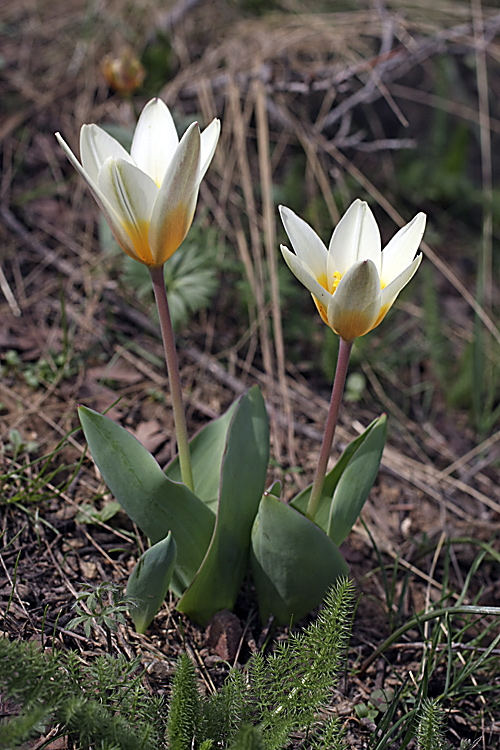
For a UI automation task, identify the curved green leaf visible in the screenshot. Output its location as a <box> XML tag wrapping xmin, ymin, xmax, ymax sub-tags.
<box><xmin>328</xmin><ymin>414</ymin><xmax>386</xmax><ymax>546</ymax></box>
<box><xmin>177</xmin><ymin>386</ymin><xmax>270</xmax><ymax>625</ymax></box>
<box><xmin>126</xmin><ymin>532</ymin><xmax>177</xmax><ymax>634</ymax></box>
<box><xmin>78</xmin><ymin>405</ymin><xmax>214</xmax><ymax>594</ymax></box>
<box><xmin>165</xmin><ymin>399</ymin><xmax>239</xmax><ymax>512</ymax></box>
<box><xmin>290</xmin><ymin>415</ymin><xmax>386</xmax><ymax>533</ymax></box>
<box><xmin>251</xmin><ymin>493</ymin><xmax>349</xmax><ymax>625</ymax></box>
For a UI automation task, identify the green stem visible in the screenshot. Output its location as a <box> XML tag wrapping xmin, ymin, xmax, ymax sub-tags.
<box><xmin>149</xmin><ymin>265</ymin><xmax>194</xmax><ymax>492</ymax></box>
<box><xmin>306</xmin><ymin>337</ymin><xmax>353</xmax><ymax>522</ymax></box>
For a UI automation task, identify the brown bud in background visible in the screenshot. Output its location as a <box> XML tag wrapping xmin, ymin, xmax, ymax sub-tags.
<box><xmin>101</xmin><ymin>47</ymin><xmax>146</xmax><ymax>95</ymax></box>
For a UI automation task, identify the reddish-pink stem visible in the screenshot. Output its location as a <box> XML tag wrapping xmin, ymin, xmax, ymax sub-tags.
<box><xmin>149</xmin><ymin>265</ymin><xmax>194</xmax><ymax>491</ymax></box>
<box><xmin>306</xmin><ymin>337</ymin><xmax>353</xmax><ymax>521</ymax></box>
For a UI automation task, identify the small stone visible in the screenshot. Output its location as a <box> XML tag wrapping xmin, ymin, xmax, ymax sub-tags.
<box><xmin>205</xmin><ymin>609</ymin><xmax>242</xmax><ymax>663</ymax></box>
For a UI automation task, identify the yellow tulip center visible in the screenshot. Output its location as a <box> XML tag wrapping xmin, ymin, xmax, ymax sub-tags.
<box><xmin>331</xmin><ymin>271</ymin><xmax>343</xmax><ymax>293</ymax></box>
<box><xmin>319</xmin><ymin>268</ymin><xmax>386</xmax><ymax>295</ymax></box>
<box><xmin>317</xmin><ymin>270</ymin><xmax>344</xmax><ymax>296</ymax></box>
<box><xmin>314</xmin><ymin>271</ymin><xmax>342</xmax><ymax>327</ymax></box>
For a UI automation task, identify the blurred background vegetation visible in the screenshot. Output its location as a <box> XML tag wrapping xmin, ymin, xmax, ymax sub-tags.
<box><xmin>3</xmin><ymin>0</ymin><xmax>499</xmax><ymax>444</ymax></box>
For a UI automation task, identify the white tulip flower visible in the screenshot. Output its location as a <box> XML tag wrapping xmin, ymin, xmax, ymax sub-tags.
<box><xmin>56</xmin><ymin>98</ymin><xmax>220</xmax><ymax>267</ymax></box>
<box><xmin>279</xmin><ymin>200</ymin><xmax>425</xmax><ymax>341</ymax></box>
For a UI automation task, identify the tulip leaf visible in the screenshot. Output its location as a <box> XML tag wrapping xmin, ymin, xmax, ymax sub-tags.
<box><xmin>266</xmin><ymin>480</ymin><xmax>282</xmax><ymax>499</ymax></box>
<box><xmin>290</xmin><ymin>415</ymin><xmax>386</xmax><ymax>533</ymax></box>
<box><xmin>177</xmin><ymin>386</ymin><xmax>270</xmax><ymax>625</ymax></box>
<box><xmin>126</xmin><ymin>532</ymin><xmax>177</xmax><ymax>634</ymax></box>
<box><xmin>165</xmin><ymin>399</ymin><xmax>239</xmax><ymax>512</ymax></box>
<box><xmin>328</xmin><ymin>414</ymin><xmax>387</xmax><ymax>547</ymax></box>
<box><xmin>78</xmin><ymin>406</ymin><xmax>214</xmax><ymax>595</ymax></box>
<box><xmin>251</xmin><ymin>493</ymin><xmax>349</xmax><ymax>625</ymax></box>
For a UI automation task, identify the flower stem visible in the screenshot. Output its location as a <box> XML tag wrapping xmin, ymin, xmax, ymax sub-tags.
<box><xmin>149</xmin><ymin>265</ymin><xmax>194</xmax><ymax>492</ymax></box>
<box><xmin>306</xmin><ymin>337</ymin><xmax>353</xmax><ymax>522</ymax></box>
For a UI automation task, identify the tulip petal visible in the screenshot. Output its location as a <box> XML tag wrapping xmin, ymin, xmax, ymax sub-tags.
<box><xmin>131</xmin><ymin>98</ymin><xmax>179</xmax><ymax>186</ymax></box>
<box><xmin>328</xmin><ymin>199</ymin><xmax>381</xmax><ymax>278</ymax></box>
<box><xmin>56</xmin><ymin>133</ymin><xmax>142</xmax><ymax>262</ymax></box>
<box><xmin>198</xmin><ymin>119</ymin><xmax>221</xmax><ymax>183</ymax></box>
<box><xmin>280</xmin><ymin>245</ymin><xmax>332</xmax><ymax>307</ymax></box>
<box><xmin>98</xmin><ymin>157</ymin><xmax>159</xmax><ymax>265</ymax></box>
<box><xmin>149</xmin><ymin>122</ymin><xmax>201</xmax><ymax>265</ymax></box>
<box><xmin>327</xmin><ymin>259</ymin><xmax>381</xmax><ymax>341</ymax></box>
<box><xmin>378</xmin><ymin>253</ymin><xmax>423</xmax><ymax>322</ymax></box>
<box><xmin>56</xmin><ymin>132</ymin><xmax>95</xmax><ymax>186</ymax></box>
<box><xmin>80</xmin><ymin>124</ymin><xmax>133</xmax><ymax>183</ymax></box>
<box><xmin>380</xmin><ymin>213</ymin><xmax>426</xmax><ymax>287</ymax></box>
<box><xmin>279</xmin><ymin>206</ymin><xmax>328</xmax><ymax>284</ymax></box>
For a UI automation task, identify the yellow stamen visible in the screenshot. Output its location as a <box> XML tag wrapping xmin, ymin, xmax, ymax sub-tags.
<box><xmin>317</xmin><ymin>270</ymin><xmax>344</xmax><ymax>295</ymax></box>
<box><xmin>331</xmin><ymin>271</ymin><xmax>343</xmax><ymax>293</ymax></box>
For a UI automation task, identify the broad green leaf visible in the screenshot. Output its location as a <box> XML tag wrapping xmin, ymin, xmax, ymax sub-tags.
<box><xmin>126</xmin><ymin>532</ymin><xmax>177</xmax><ymax>634</ymax></box>
<box><xmin>165</xmin><ymin>399</ymin><xmax>239</xmax><ymax>512</ymax></box>
<box><xmin>328</xmin><ymin>414</ymin><xmax>387</xmax><ymax>546</ymax></box>
<box><xmin>177</xmin><ymin>386</ymin><xmax>270</xmax><ymax>625</ymax></box>
<box><xmin>290</xmin><ymin>415</ymin><xmax>385</xmax><ymax>532</ymax></box>
<box><xmin>251</xmin><ymin>494</ymin><xmax>348</xmax><ymax>625</ymax></box>
<box><xmin>78</xmin><ymin>406</ymin><xmax>214</xmax><ymax>595</ymax></box>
